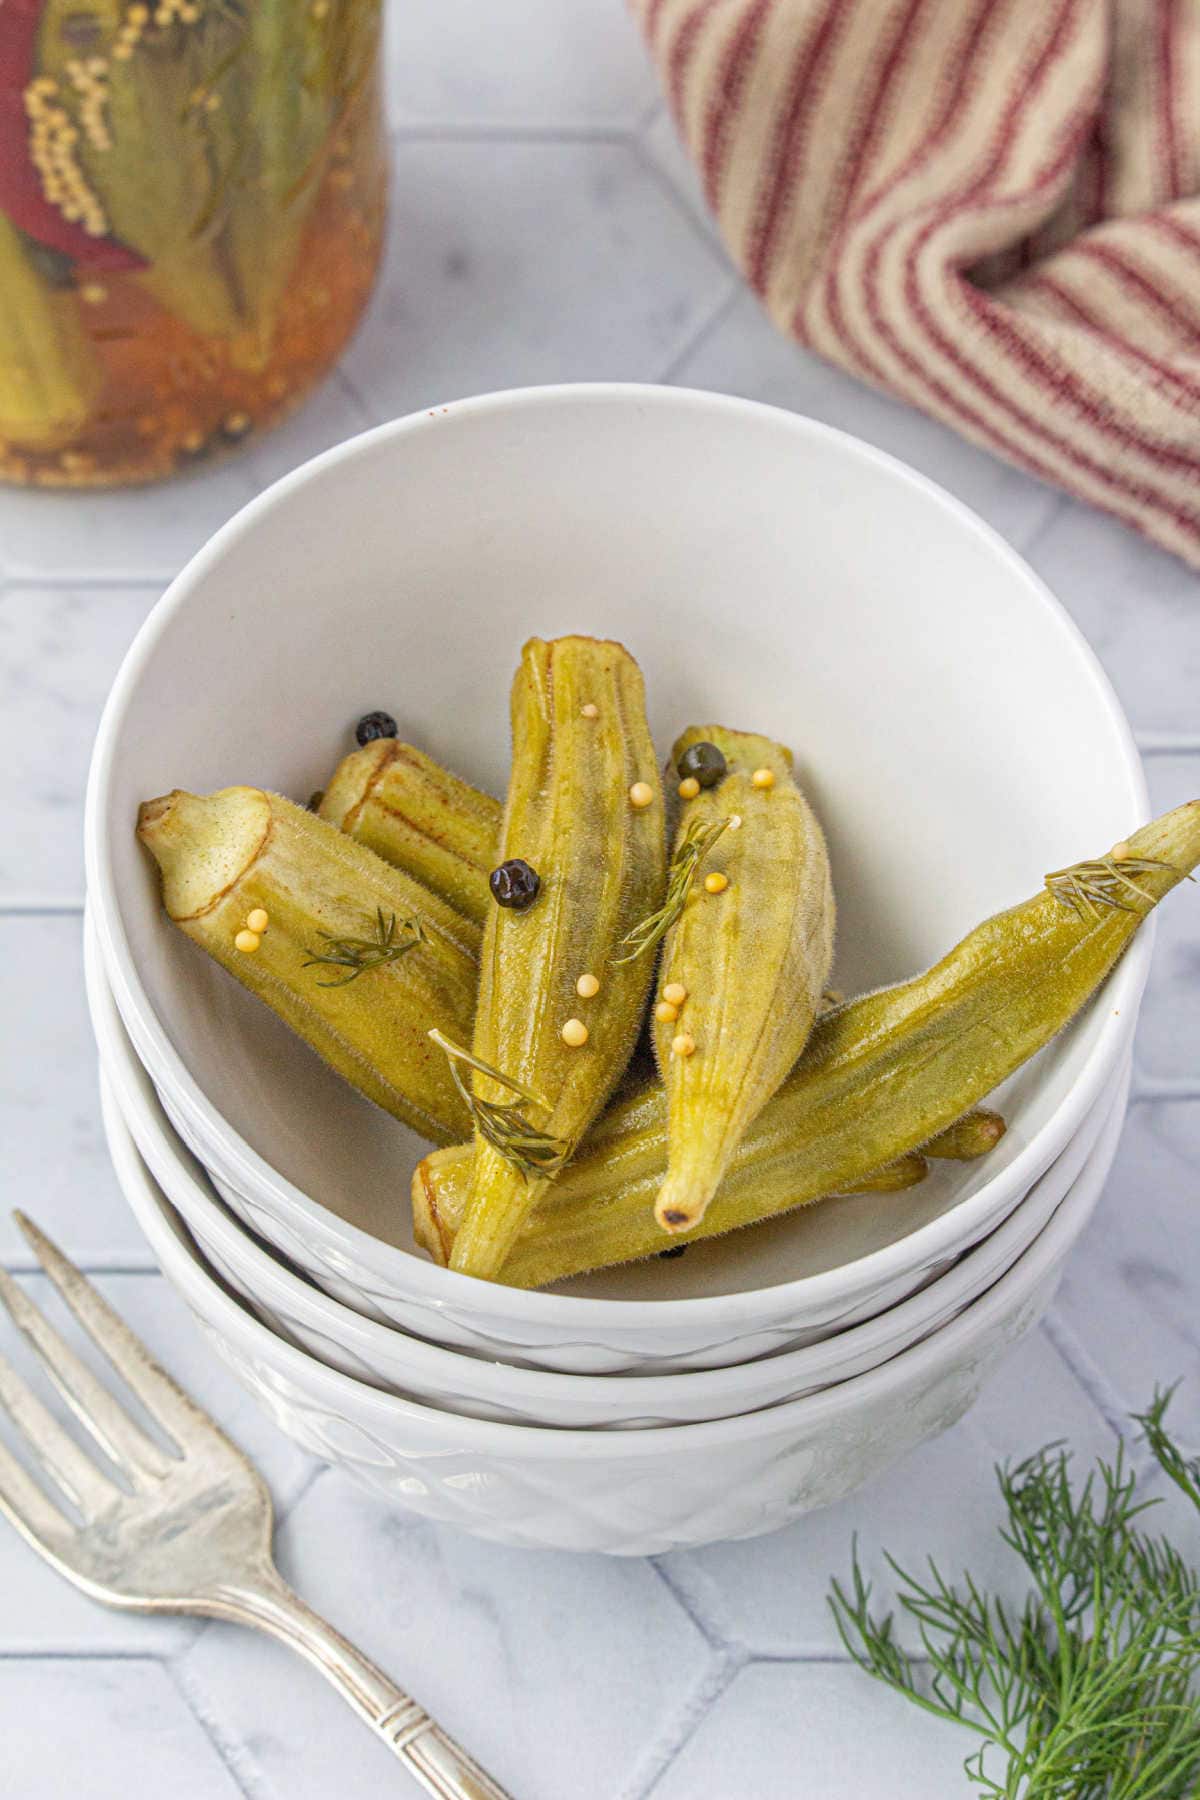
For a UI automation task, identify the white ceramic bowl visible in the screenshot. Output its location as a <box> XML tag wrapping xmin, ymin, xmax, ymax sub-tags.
<box><xmin>85</xmin><ymin>384</ymin><xmax>1149</xmax><ymax>1373</ymax></box>
<box><xmin>100</xmin><ymin>1063</ymin><xmax>1127</xmax><ymax>1554</ymax></box>
<box><xmin>90</xmin><ymin>908</ymin><xmax>1129</xmax><ymax>1427</ymax></box>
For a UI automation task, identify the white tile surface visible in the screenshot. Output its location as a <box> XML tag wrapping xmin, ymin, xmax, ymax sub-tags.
<box><xmin>1</xmin><ymin>1</ymin><xmax>1198</xmax><ymax>1795</ymax></box>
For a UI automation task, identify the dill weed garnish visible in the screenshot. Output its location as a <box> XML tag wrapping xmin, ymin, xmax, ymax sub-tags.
<box><xmin>830</xmin><ymin>1389</ymin><xmax>1200</xmax><ymax>1797</ymax></box>
<box><xmin>428</xmin><ymin>1030</ymin><xmax>570</xmax><ymax>1182</ymax></box>
<box><xmin>1044</xmin><ymin>851</ymin><xmax>1179</xmax><ymax>920</ymax></box>
<box><xmin>611</xmin><ymin>815</ymin><xmax>732</xmax><ymax>965</ymax></box>
<box><xmin>303</xmin><ymin>907</ymin><xmax>424</xmax><ymax>986</ymax></box>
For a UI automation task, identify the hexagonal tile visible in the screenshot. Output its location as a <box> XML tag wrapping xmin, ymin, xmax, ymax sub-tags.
<box><xmin>666</xmin><ymin>287</ymin><xmax>1065</xmax><ymax>550</ymax></box>
<box><xmin>0</xmin><ymin>917</ymin><xmax>150</xmax><ymax>1269</ymax></box>
<box><xmin>1052</xmin><ymin>1100</ymin><xmax>1200</xmax><ymax>1425</ymax></box>
<box><xmin>1</xmin><ymin>1660</ymin><xmax>245</xmax><ymax>1799</ymax></box>
<box><xmin>649</xmin><ymin>1663</ymin><xmax>969</xmax><ymax>1800</ymax></box>
<box><xmin>1137</xmin><ymin>755</ymin><xmax>1200</xmax><ymax>1084</ymax></box>
<box><xmin>385</xmin><ymin>0</ymin><xmax>658</xmax><ymax>129</ymax></box>
<box><xmin>1021</xmin><ymin>501</ymin><xmax>1200</xmax><ymax>738</ymax></box>
<box><xmin>178</xmin><ymin>1471</ymin><xmax>711</xmax><ymax>1800</ymax></box>
<box><xmin>0</xmin><ymin>586</ymin><xmax>158</xmax><ymax>905</ymax></box>
<box><xmin>655</xmin><ymin>1328</ymin><xmax>1113</xmax><ymax>1657</ymax></box>
<box><xmin>342</xmin><ymin>138</ymin><xmax>734</xmax><ymax>421</ymax></box>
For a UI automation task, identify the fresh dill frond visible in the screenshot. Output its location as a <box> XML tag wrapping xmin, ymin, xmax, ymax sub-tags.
<box><xmin>829</xmin><ymin>1392</ymin><xmax>1200</xmax><ymax>1797</ymax></box>
<box><xmin>611</xmin><ymin>815</ymin><xmax>732</xmax><ymax>965</ymax></box>
<box><xmin>1045</xmin><ymin>855</ymin><xmax>1176</xmax><ymax>921</ymax></box>
<box><xmin>303</xmin><ymin>909</ymin><xmax>424</xmax><ymax>986</ymax></box>
<box><xmin>428</xmin><ymin>1029</ymin><xmax>571</xmax><ymax>1181</ymax></box>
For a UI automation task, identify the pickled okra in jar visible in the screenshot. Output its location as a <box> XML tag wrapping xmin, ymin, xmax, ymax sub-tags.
<box><xmin>0</xmin><ymin>0</ymin><xmax>385</xmax><ymax>487</ymax></box>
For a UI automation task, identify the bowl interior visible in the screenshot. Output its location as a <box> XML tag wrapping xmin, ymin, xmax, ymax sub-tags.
<box><xmin>91</xmin><ymin>386</ymin><xmax>1145</xmax><ymax>1302</ymax></box>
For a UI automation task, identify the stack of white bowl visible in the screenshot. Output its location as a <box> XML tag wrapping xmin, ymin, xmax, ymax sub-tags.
<box><xmin>84</xmin><ymin>388</ymin><xmax>1149</xmax><ymax>1555</ymax></box>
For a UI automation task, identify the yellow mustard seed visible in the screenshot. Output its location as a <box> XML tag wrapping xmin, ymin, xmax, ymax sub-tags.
<box><xmin>678</xmin><ymin>776</ymin><xmax>700</xmax><ymax>800</ymax></box>
<box><xmin>1111</xmin><ymin>840</ymin><xmax>1131</xmax><ymax>861</ymax></box>
<box><xmin>561</xmin><ymin>1018</ymin><xmax>589</xmax><ymax>1048</ymax></box>
<box><xmin>704</xmin><ymin>871</ymin><xmax>729</xmax><ymax>894</ymax></box>
<box><xmin>234</xmin><ymin>929</ymin><xmax>261</xmax><ymax>954</ymax></box>
<box><xmin>662</xmin><ymin>981</ymin><xmax>687</xmax><ymax>1007</ymax></box>
<box><xmin>576</xmin><ymin>972</ymin><xmax>600</xmax><ymax>999</ymax></box>
<box><xmin>655</xmin><ymin>1000</ymin><xmax>678</xmax><ymax>1025</ymax></box>
<box><xmin>751</xmin><ymin>767</ymin><xmax>775</xmax><ymax>789</ymax></box>
<box><xmin>629</xmin><ymin>781</ymin><xmax>654</xmax><ymax>809</ymax></box>
<box><xmin>246</xmin><ymin>908</ymin><xmax>269</xmax><ymax>935</ymax></box>
<box><xmin>580</xmin><ymin>703</ymin><xmax>599</xmax><ymax>719</ymax></box>
<box><xmin>671</xmin><ymin>1032</ymin><xmax>696</xmax><ymax>1058</ymax></box>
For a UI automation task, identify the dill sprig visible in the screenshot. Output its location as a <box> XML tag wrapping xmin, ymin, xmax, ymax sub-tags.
<box><xmin>1045</xmin><ymin>854</ymin><xmax>1177</xmax><ymax>921</ymax></box>
<box><xmin>303</xmin><ymin>909</ymin><xmax>424</xmax><ymax>986</ymax></box>
<box><xmin>829</xmin><ymin>1391</ymin><xmax>1200</xmax><ymax>1797</ymax></box>
<box><xmin>428</xmin><ymin>1029</ymin><xmax>571</xmax><ymax>1182</ymax></box>
<box><xmin>611</xmin><ymin>815</ymin><xmax>733</xmax><ymax>965</ymax></box>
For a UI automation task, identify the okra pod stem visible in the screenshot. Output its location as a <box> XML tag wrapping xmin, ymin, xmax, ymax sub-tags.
<box><xmin>415</xmin><ymin>803</ymin><xmax>1200</xmax><ymax>1287</ymax></box>
<box><xmin>137</xmin><ymin>787</ymin><xmax>480</xmax><ymax>1145</ymax></box>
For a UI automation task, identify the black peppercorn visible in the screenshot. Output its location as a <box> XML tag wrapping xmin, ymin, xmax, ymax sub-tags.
<box><xmin>489</xmin><ymin>858</ymin><xmax>541</xmax><ymax>911</ymax></box>
<box><xmin>677</xmin><ymin>741</ymin><xmax>727</xmax><ymax>789</ymax></box>
<box><xmin>658</xmin><ymin>1244</ymin><xmax>689</xmax><ymax>1259</ymax></box>
<box><xmin>355</xmin><ymin>710</ymin><xmax>399</xmax><ymax>746</ymax></box>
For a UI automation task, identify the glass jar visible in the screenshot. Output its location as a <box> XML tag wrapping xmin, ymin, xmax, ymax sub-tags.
<box><xmin>0</xmin><ymin>0</ymin><xmax>386</xmax><ymax>488</ymax></box>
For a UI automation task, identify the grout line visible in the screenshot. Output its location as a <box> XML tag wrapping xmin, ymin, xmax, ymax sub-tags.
<box><xmin>0</xmin><ymin>899</ymin><xmax>84</xmax><ymax>916</ymax></box>
<box><xmin>655</xmin><ymin>282</ymin><xmax>741</xmax><ymax>386</ymax></box>
<box><xmin>647</xmin><ymin>1555</ymin><xmax>733</xmax><ymax>1653</ymax></box>
<box><xmin>1134</xmin><ymin>734</ymin><xmax>1200</xmax><ymax>756</ymax></box>
<box><xmin>630</xmin><ymin>126</ymin><xmax>728</xmax><ymax>265</ymax></box>
<box><xmin>1131</xmin><ymin>1074</ymin><xmax>1200</xmax><ymax>1104</ymax></box>
<box><xmin>164</xmin><ymin>1653</ymin><xmax>266</xmax><ymax>1800</ymax></box>
<box><xmin>0</xmin><ymin>1648</ymin><xmax>168</xmax><ymax>1662</ymax></box>
<box><xmin>388</xmin><ymin>119</ymin><xmax>635</xmax><ymax>145</ymax></box>
<box><xmin>0</xmin><ymin>571</ymin><xmax>169</xmax><ymax>592</ymax></box>
<box><xmin>1</xmin><ymin>1260</ymin><xmax>161</xmax><ymax>1278</ymax></box>
<box><xmin>1039</xmin><ymin>1313</ymin><xmax>1153</xmax><ymax>1473</ymax></box>
<box><xmin>621</xmin><ymin>1645</ymin><xmax>743</xmax><ymax>1800</ymax></box>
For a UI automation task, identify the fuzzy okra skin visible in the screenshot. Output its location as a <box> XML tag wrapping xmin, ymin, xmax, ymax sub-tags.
<box><xmin>450</xmin><ymin>637</ymin><xmax>667</xmax><ymax>1281</ymax></box>
<box><xmin>137</xmin><ymin>787</ymin><xmax>480</xmax><ymax>1145</ymax></box>
<box><xmin>319</xmin><ymin>741</ymin><xmax>500</xmax><ymax>924</ymax></box>
<box><xmin>415</xmin><ymin>803</ymin><xmax>1200</xmax><ymax>1287</ymax></box>
<box><xmin>653</xmin><ymin>725</ymin><xmax>835</xmax><ymax>1234</ymax></box>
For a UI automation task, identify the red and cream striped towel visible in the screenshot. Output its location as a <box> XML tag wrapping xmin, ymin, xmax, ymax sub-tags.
<box><xmin>634</xmin><ymin>0</ymin><xmax>1200</xmax><ymax>567</ymax></box>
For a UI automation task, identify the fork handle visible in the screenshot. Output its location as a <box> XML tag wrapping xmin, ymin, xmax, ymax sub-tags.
<box><xmin>210</xmin><ymin>1569</ymin><xmax>514</xmax><ymax>1800</ymax></box>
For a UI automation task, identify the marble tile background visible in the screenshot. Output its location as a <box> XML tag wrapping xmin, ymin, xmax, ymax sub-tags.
<box><xmin>1</xmin><ymin>3</ymin><xmax>1197</xmax><ymax>1795</ymax></box>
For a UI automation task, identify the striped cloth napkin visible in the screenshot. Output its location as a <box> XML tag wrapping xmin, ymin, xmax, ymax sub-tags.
<box><xmin>633</xmin><ymin>0</ymin><xmax>1200</xmax><ymax>567</ymax></box>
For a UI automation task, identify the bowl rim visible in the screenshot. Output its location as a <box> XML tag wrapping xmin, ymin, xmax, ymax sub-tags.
<box><xmin>89</xmin><ymin>903</ymin><xmax>1125</xmax><ymax>1407</ymax></box>
<box><xmin>100</xmin><ymin>1057</ymin><xmax>1122</xmax><ymax>1458</ymax></box>
<box><xmin>84</xmin><ymin>381</ymin><xmax>1150</xmax><ymax>1328</ymax></box>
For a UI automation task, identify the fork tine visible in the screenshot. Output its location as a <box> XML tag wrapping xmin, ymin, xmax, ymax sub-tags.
<box><xmin>0</xmin><ymin>1266</ymin><xmax>174</xmax><ymax>1485</ymax></box>
<box><xmin>0</xmin><ymin>1349</ymin><xmax>120</xmax><ymax>1521</ymax></box>
<box><xmin>13</xmin><ymin>1214</ymin><xmax>234</xmax><ymax>1456</ymax></box>
<box><xmin>0</xmin><ymin>1432</ymin><xmax>73</xmax><ymax>1553</ymax></box>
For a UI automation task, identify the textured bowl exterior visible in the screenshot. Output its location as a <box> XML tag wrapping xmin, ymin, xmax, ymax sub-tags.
<box><xmin>93</xmin><ymin>912</ymin><xmax>1127</xmax><ymax>1426</ymax></box>
<box><xmin>100</xmin><ymin>1071</ymin><xmax>1126</xmax><ymax>1554</ymax></box>
<box><xmin>85</xmin><ymin>385</ymin><xmax>1149</xmax><ymax>1373</ymax></box>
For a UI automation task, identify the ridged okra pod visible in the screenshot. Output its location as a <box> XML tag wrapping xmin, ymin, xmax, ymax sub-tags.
<box><xmin>415</xmin><ymin>1147</ymin><xmax>938</xmax><ymax>1267</ymax></box>
<box><xmin>449</xmin><ymin>637</ymin><xmax>666</xmax><ymax>1281</ymax></box>
<box><xmin>137</xmin><ymin>787</ymin><xmax>480</xmax><ymax>1145</ymax></box>
<box><xmin>0</xmin><ymin>216</ymin><xmax>102</xmax><ymax>449</ymax></box>
<box><xmin>651</xmin><ymin>726</ymin><xmax>835</xmax><ymax>1234</ymax></box>
<box><xmin>319</xmin><ymin>741</ymin><xmax>500</xmax><ymax>924</ymax></box>
<box><xmin>415</xmin><ymin>803</ymin><xmax>1200</xmax><ymax>1286</ymax></box>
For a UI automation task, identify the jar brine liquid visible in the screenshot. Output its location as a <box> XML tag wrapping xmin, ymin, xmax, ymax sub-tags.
<box><xmin>0</xmin><ymin>0</ymin><xmax>386</xmax><ymax>488</ymax></box>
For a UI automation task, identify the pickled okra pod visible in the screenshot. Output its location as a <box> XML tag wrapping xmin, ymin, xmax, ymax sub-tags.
<box><xmin>136</xmin><ymin>787</ymin><xmax>480</xmax><ymax>1145</ymax></box>
<box><xmin>449</xmin><ymin>637</ymin><xmax>667</xmax><ymax>1281</ymax></box>
<box><xmin>649</xmin><ymin>726</ymin><xmax>835</xmax><ymax>1234</ymax></box>
<box><xmin>412</xmin><ymin>1117</ymin><xmax>996</xmax><ymax>1271</ymax></box>
<box><xmin>319</xmin><ymin>741</ymin><xmax>500</xmax><ymax>924</ymax></box>
<box><xmin>0</xmin><ymin>216</ymin><xmax>103</xmax><ymax>450</ymax></box>
<box><xmin>413</xmin><ymin>803</ymin><xmax>1200</xmax><ymax>1287</ymax></box>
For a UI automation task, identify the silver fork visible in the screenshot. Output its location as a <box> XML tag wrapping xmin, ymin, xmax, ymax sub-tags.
<box><xmin>0</xmin><ymin>1212</ymin><xmax>513</xmax><ymax>1800</ymax></box>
